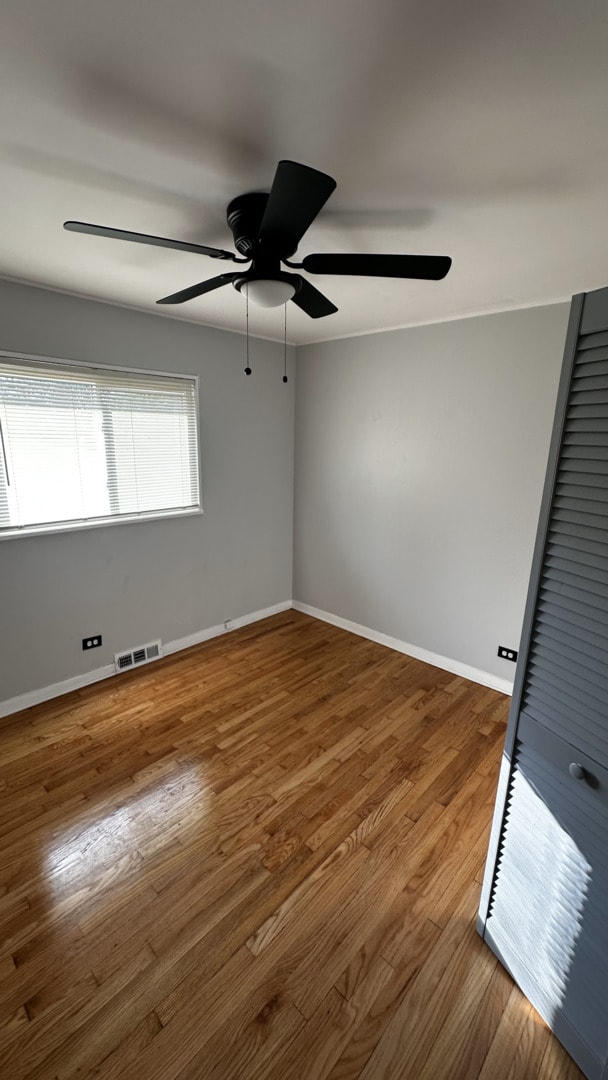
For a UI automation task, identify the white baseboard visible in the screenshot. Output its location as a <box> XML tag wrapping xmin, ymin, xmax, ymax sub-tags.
<box><xmin>0</xmin><ymin>664</ymin><xmax>118</xmax><ymax>722</ymax></box>
<box><xmin>0</xmin><ymin>597</ymin><xmax>511</xmax><ymax>720</ymax></box>
<box><xmin>292</xmin><ymin>600</ymin><xmax>514</xmax><ymax>696</ymax></box>
<box><xmin>162</xmin><ymin>601</ymin><xmax>292</xmax><ymax>657</ymax></box>
<box><xmin>0</xmin><ymin>600</ymin><xmax>292</xmax><ymax>720</ymax></box>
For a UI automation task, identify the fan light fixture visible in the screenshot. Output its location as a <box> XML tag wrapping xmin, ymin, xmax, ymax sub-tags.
<box><xmin>239</xmin><ymin>279</ymin><xmax>296</xmax><ymax>308</ymax></box>
<box><xmin>63</xmin><ymin>159</ymin><xmax>452</xmax><ymax>320</ymax></box>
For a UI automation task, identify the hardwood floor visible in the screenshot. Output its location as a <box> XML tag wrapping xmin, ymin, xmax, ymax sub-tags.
<box><xmin>0</xmin><ymin>611</ymin><xmax>583</xmax><ymax>1079</ymax></box>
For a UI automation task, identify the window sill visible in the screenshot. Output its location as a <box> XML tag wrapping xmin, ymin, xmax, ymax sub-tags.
<box><xmin>0</xmin><ymin>505</ymin><xmax>203</xmax><ymax>541</ymax></box>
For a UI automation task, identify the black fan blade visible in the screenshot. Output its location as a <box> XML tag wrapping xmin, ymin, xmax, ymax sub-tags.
<box><xmin>291</xmin><ymin>277</ymin><xmax>338</xmax><ymax>319</ymax></box>
<box><xmin>64</xmin><ymin>221</ymin><xmax>237</xmax><ymax>261</ymax></box>
<box><xmin>258</xmin><ymin>160</ymin><xmax>336</xmax><ymax>257</ymax></box>
<box><xmin>157</xmin><ymin>273</ymin><xmax>238</xmax><ymax>305</ymax></box>
<box><xmin>301</xmin><ymin>253</ymin><xmax>452</xmax><ymax>280</ymax></box>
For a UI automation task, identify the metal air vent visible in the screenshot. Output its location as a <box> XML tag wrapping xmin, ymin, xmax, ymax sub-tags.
<box><xmin>114</xmin><ymin>639</ymin><xmax>162</xmax><ymax>674</ymax></box>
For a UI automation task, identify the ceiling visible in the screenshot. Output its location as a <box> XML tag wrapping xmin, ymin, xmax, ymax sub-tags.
<box><xmin>1</xmin><ymin>0</ymin><xmax>608</xmax><ymax>345</ymax></box>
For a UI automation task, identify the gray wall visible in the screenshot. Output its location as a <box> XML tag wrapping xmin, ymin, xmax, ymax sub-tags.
<box><xmin>0</xmin><ymin>282</ymin><xmax>572</xmax><ymax>704</ymax></box>
<box><xmin>0</xmin><ymin>280</ymin><xmax>295</xmax><ymax>702</ymax></box>
<box><xmin>293</xmin><ymin>304</ymin><xmax>570</xmax><ymax>682</ymax></box>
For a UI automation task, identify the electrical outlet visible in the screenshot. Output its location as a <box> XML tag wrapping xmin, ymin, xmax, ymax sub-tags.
<box><xmin>82</xmin><ymin>635</ymin><xmax>102</xmax><ymax>650</ymax></box>
<box><xmin>497</xmin><ymin>645</ymin><xmax>518</xmax><ymax>662</ymax></box>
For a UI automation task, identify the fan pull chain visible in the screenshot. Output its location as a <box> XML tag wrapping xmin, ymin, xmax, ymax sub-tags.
<box><xmin>283</xmin><ymin>305</ymin><xmax>288</xmax><ymax>383</ymax></box>
<box><xmin>244</xmin><ymin>292</ymin><xmax>252</xmax><ymax>375</ymax></box>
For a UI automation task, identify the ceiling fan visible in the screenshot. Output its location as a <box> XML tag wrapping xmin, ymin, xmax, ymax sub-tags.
<box><xmin>64</xmin><ymin>160</ymin><xmax>452</xmax><ymax>319</ymax></box>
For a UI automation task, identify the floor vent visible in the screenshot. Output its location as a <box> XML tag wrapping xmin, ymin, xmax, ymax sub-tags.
<box><xmin>114</xmin><ymin>640</ymin><xmax>162</xmax><ymax>674</ymax></box>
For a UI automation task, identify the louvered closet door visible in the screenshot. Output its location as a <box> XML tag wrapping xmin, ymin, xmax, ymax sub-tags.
<box><xmin>484</xmin><ymin>715</ymin><xmax>608</xmax><ymax>1080</ymax></box>
<box><xmin>480</xmin><ymin>285</ymin><xmax>608</xmax><ymax>1080</ymax></box>
<box><xmin>525</xmin><ymin>316</ymin><xmax>608</xmax><ymax>764</ymax></box>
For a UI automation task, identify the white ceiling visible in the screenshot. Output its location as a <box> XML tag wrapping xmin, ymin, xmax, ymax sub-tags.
<box><xmin>1</xmin><ymin>0</ymin><xmax>608</xmax><ymax>345</ymax></box>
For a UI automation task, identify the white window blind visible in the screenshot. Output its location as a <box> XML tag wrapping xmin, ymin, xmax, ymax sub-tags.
<box><xmin>0</xmin><ymin>354</ymin><xmax>201</xmax><ymax>538</ymax></box>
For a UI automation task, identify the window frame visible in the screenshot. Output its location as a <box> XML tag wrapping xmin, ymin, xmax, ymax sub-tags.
<box><xmin>0</xmin><ymin>350</ymin><xmax>202</xmax><ymax>541</ymax></box>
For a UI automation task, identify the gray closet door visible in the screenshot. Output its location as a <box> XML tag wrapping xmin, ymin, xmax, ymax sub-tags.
<box><xmin>479</xmin><ymin>285</ymin><xmax>608</xmax><ymax>1080</ymax></box>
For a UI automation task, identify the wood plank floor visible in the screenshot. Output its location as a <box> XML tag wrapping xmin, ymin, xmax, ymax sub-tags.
<box><xmin>0</xmin><ymin>611</ymin><xmax>583</xmax><ymax>1079</ymax></box>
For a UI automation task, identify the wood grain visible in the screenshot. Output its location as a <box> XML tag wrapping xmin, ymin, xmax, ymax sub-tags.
<box><xmin>0</xmin><ymin>611</ymin><xmax>583</xmax><ymax>1078</ymax></box>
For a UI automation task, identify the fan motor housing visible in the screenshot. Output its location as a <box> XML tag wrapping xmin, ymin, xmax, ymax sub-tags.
<box><xmin>226</xmin><ymin>192</ymin><xmax>269</xmax><ymax>258</ymax></box>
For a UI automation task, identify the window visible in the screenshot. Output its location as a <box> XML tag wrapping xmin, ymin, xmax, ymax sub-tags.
<box><xmin>0</xmin><ymin>353</ymin><xmax>201</xmax><ymax>538</ymax></box>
